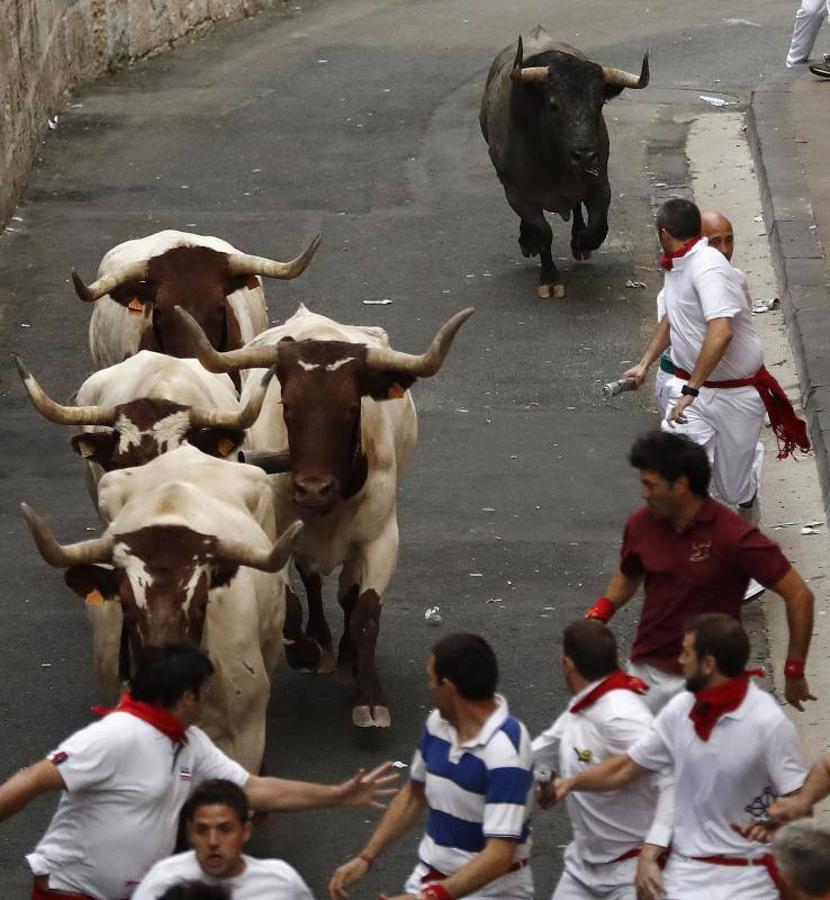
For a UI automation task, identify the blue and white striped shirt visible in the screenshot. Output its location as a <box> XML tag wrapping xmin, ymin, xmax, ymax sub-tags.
<box><xmin>410</xmin><ymin>695</ymin><xmax>534</xmax><ymax>875</ymax></box>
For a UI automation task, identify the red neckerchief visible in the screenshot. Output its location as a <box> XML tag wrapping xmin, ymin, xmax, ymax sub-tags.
<box><xmin>570</xmin><ymin>669</ymin><xmax>649</xmax><ymax>715</ymax></box>
<box><xmin>689</xmin><ymin>669</ymin><xmax>764</xmax><ymax>741</ymax></box>
<box><xmin>660</xmin><ymin>236</ymin><xmax>702</xmax><ymax>270</ymax></box>
<box><xmin>93</xmin><ymin>691</ymin><xmax>189</xmax><ymax>746</ymax></box>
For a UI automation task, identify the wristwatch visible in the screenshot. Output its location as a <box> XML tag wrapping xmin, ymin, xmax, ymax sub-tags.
<box><xmin>680</xmin><ymin>384</ymin><xmax>699</xmax><ymax>398</ymax></box>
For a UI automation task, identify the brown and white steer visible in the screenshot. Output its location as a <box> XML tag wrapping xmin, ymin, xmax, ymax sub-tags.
<box><xmin>72</xmin><ymin>230</ymin><xmax>321</xmax><ymax>368</ymax></box>
<box><xmin>21</xmin><ymin>445</ymin><xmax>302</xmax><ymax>771</ymax></box>
<box><xmin>174</xmin><ymin>303</ymin><xmax>475</xmax><ymax>728</ymax></box>
<box><xmin>14</xmin><ymin>350</ymin><xmax>274</xmax><ymax>505</ymax></box>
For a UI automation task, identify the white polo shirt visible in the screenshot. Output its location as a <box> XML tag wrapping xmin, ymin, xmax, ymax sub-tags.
<box><xmin>628</xmin><ymin>683</ymin><xmax>806</xmax><ymax>858</ymax></box>
<box><xmin>409</xmin><ymin>695</ymin><xmax>534</xmax><ymax>878</ymax></box>
<box><xmin>663</xmin><ymin>239</ymin><xmax>764</xmax><ymax>379</ymax></box>
<box><xmin>132</xmin><ymin>850</ymin><xmax>313</xmax><ymax>899</ymax></box>
<box><xmin>533</xmin><ymin>682</ymin><xmax>673</xmax><ymax>865</ymax></box>
<box><xmin>27</xmin><ymin>712</ymin><xmax>249</xmax><ymax>899</ymax></box>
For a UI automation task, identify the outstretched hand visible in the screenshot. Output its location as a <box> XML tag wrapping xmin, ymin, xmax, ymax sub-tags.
<box><xmin>336</xmin><ymin>761</ymin><xmax>399</xmax><ymax>809</ymax></box>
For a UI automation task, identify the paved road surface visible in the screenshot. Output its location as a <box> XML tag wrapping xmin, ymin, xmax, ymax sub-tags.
<box><xmin>0</xmin><ymin>0</ymin><xmax>798</xmax><ymax>895</ymax></box>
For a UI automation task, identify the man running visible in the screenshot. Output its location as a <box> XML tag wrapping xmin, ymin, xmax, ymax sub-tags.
<box><xmin>0</xmin><ymin>643</ymin><xmax>396</xmax><ymax>899</ymax></box>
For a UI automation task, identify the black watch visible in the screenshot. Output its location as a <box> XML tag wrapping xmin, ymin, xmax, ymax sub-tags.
<box><xmin>680</xmin><ymin>384</ymin><xmax>700</xmax><ymax>398</ymax></box>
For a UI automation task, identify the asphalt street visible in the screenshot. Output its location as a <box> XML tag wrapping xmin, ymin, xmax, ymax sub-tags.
<box><xmin>0</xmin><ymin>0</ymin><xmax>803</xmax><ymax>895</ymax></box>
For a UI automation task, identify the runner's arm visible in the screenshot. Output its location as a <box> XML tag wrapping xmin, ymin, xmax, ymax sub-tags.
<box><xmin>437</xmin><ymin>837</ymin><xmax>520</xmax><ymax>899</ymax></box>
<box><xmin>684</xmin><ymin>317</ymin><xmax>733</xmax><ymax>389</ymax></box>
<box><xmin>0</xmin><ymin>760</ymin><xmax>65</xmax><ymax>823</ymax></box>
<box><xmin>329</xmin><ymin>780</ymin><xmax>426</xmax><ymax>899</ymax></box>
<box><xmin>245</xmin><ymin>760</ymin><xmax>398</xmax><ymax>813</ymax></box>
<box><xmin>624</xmin><ymin>318</ymin><xmax>671</xmax><ymax>386</ymax></box>
<box><xmin>773</xmin><ymin>567</ymin><xmax>816</xmax><ymax>710</ymax></box>
<box><xmin>555</xmin><ymin>754</ymin><xmax>649</xmax><ymax>799</ymax></box>
<box><xmin>602</xmin><ymin>569</ymin><xmax>642</xmax><ymax>611</ymax></box>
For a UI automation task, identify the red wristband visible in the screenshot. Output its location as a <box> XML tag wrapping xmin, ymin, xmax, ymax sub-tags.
<box><xmin>421</xmin><ymin>885</ymin><xmax>452</xmax><ymax>900</ymax></box>
<box><xmin>358</xmin><ymin>852</ymin><xmax>374</xmax><ymax>868</ymax></box>
<box><xmin>585</xmin><ymin>596</ymin><xmax>615</xmax><ymax>623</ymax></box>
<box><xmin>784</xmin><ymin>659</ymin><xmax>806</xmax><ymax>679</ymax></box>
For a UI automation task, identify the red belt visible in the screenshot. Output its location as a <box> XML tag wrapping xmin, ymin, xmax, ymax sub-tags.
<box><xmin>672</xmin><ymin>365</ymin><xmax>756</xmax><ymax>390</ymax></box>
<box><xmin>613</xmin><ymin>847</ymin><xmax>642</xmax><ymax>863</ymax></box>
<box><xmin>421</xmin><ymin>858</ymin><xmax>529</xmax><ymax>883</ymax></box>
<box><xmin>691</xmin><ymin>854</ymin><xmax>782</xmax><ymax>892</ymax></box>
<box><xmin>32</xmin><ymin>877</ymin><xmax>94</xmax><ymax>900</ymax></box>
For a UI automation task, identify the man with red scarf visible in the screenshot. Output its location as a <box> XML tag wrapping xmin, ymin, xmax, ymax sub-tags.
<box><xmin>624</xmin><ymin>198</ymin><xmax>809</xmax><ymax>515</ymax></box>
<box><xmin>553</xmin><ymin>614</ymin><xmax>808</xmax><ymax>900</ymax></box>
<box><xmin>532</xmin><ymin>620</ymin><xmax>672</xmax><ymax>899</ymax></box>
<box><xmin>0</xmin><ymin>643</ymin><xmax>398</xmax><ymax>900</ymax></box>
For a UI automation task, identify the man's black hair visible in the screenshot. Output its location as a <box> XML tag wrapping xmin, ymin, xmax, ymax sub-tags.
<box><xmin>655</xmin><ymin>198</ymin><xmax>702</xmax><ymax>241</ymax></box>
<box><xmin>159</xmin><ymin>883</ymin><xmax>230</xmax><ymax>900</ymax></box>
<box><xmin>629</xmin><ymin>431</ymin><xmax>711</xmax><ymax>496</ymax></box>
<box><xmin>563</xmin><ymin>620</ymin><xmax>620</xmax><ymax>681</ymax></box>
<box><xmin>130</xmin><ymin>642</ymin><xmax>214</xmax><ymax>709</ymax></box>
<box><xmin>686</xmin><ymin>613</ymin><xmax>750</xmax><ymax>678</ymax></box>
<box><xmin>184</xmin><ymin>779</ymin><xmax>249</xmax><ymax>825</ymax></box>
<box><xmin>432</xmin><ymin>633</ymin><xmax>498</xmax><ymax>701</ymax></box>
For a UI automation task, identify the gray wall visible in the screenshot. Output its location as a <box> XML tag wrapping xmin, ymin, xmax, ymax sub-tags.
<box><xmin>0</xmin><ymin>0</ymin><xmax>286</xmax><ymax>226</ymax></box>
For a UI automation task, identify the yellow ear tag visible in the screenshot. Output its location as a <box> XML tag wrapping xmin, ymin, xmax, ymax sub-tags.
<box><xmin>218</xmin><ymin>437</ymin><xmax>236</xmax><ymax>457</ymax></box>
<box><xmin>78</xmin><ymin>441</ymin><xmax>95</xmax><ymax>459</ymax></box>
<box><xmin>388</xmin><ymin>383</ymin><xmax>406</xmax><ymax>399</ymax></box>
<box><xmin>85</xmin><ymin>589</ymin><xmax>104</xmax><ymax>607</ymax></box>
<box><xmin>127</xmin><ymin>297</ymin><xmax>144</xmax><ymax>317</ymax></box>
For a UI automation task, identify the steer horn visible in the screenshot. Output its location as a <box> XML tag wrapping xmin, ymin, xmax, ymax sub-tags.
<box><xmin>71</xmin><ymin>260</ymin><xmax>149</xmax><ymax>303</ymax></box>
<box><xmin>226</xmin><ymin>234</ymin><xmax>322</xmax><ymax>281</ymax></box>
<box><xmin>187</xmin><ymin>368</ymin><xmax>274</xmax><ymax>430</ymax></box>
<box><xmin>215</xmin><ymin>520</ymin><xmax>303</xmax><ymax>572</ymax></box>
<box><xmin>173</xmin><ymin>307</ymin><xmax>278</xmax><ymax>373</ymax></box>
<box><xmin>21</xmin><ymin>503</ymin><xmax>115</xmax><ymax>567</ymax></box>
<box><xmin>510</xmin><ymin>36</ymin><xmax>551</xmax><ymax>83</ymax></box>
<box><xmin>14</xmin><ymin>355</ymin><xmax>118</xmax><ymax>426</ymax></box>
<box><xmin>602</xmin><ymin>52</ymin><xmax>650</xmax><ymax>89</ymax></box>
<box><xmin>364</xmin><ymin>307</ymin><xmax>476</xmax><ymax>377</ymax></box>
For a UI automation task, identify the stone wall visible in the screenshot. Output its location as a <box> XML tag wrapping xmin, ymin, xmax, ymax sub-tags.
<box><xmin>0</xmin><ymin>0</ymin><xmax>285</xmax><ymax>226</ymax></box>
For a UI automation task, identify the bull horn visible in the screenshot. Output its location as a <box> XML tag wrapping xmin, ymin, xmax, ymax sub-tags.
<box><xmin>364</xmin><ymin>307</ymin><xmax>476</xmax><ymax>377</ymax></box>
<box><xmin>215</xmin><ymin>520</ymin><xmax>303</xmax><ymax>572</ymax></box>
<box><xmin>71</xmin><ymin>260</ymin><xmax>149</xmax><ymax>303</ymax></box>
<box><xmin>226</xmin><ymin>234</ymin><xmax>322</xmax><ymax>281</ymax></box>
<box><xmin>238</xmin><ymin>449</ymin><xmax>292</xmax><ymax>474</ymax></box>
<box><xmin>602</xmin><ymin>52</ymin><xmax>649</xmax><ymax>89</ymax></box>
<box><xmin>509</xmin><ymin>35</ymin><xmax>550</xmax><ymax>83</ymax></box>
<box><xmin>188</xmin><ymin>368</ymin><xmax>274</xmax><ymax>430</ymax></box>
<box><xmin>14</xmin><ymin>355</ymin><xmax>118</xmax><ymax>426</ymax></box>
<box><xmin>172</xmin><ymin>307</ymin><xmax>278</xmax><ymax>374</ymax></box>
<box><xmin>21</xmin><ymin>503</ymin><xmax>114</xmax><ymax>567</ymax></box>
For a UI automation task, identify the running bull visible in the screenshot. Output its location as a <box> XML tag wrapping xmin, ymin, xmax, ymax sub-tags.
<box><xmin>72</xmin><ymin>230</ymin><xmax>320</xmax><ymax>368</ymax></box>
<box><xmin>480</xmin><ymin>26</ymin><xmax>649</xmax><ymax>297</ymax></box>
<box><xmin>173</xmin><ymin>303</ymin><xmax>475</xmax><ymax>729</ymax></box>
<box><xmin>21</xmin><ymin>445</ymin><xmax>302</xmax><ymax>771</ymax></box>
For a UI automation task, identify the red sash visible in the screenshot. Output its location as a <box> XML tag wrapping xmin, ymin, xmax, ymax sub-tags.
<box><xmin>570</xmin><ymin>669</ymin><xmax>649</xmax><ymax>715</ymax></box>
<box><xmin>93</xmin><ymin>692</ymin><xmax>188</xmax><ymax>746</ymax></box>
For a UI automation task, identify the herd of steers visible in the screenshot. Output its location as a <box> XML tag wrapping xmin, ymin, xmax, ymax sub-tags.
<box><xmin>10</xmin><ymin>25</ymin><xmax>651</xmax><ymax>772</ymax></box>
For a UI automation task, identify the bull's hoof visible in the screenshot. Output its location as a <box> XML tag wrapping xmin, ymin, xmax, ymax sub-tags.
<box><xmin>317</xmin><ymin>647</ymin><xmax>336</xmax><ymax>675</ymax></box>
<box><xmin>352</xmin><ymin>704</ymin><xmax>392</xmax><ymax>728</ymax></box>
<box><xmin>538</xmin><ymin>283</ymin><xmax>565</xmax><ymax>299</ymax></box>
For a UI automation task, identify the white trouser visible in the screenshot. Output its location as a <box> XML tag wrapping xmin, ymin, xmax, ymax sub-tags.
<box><xmin>655</xmin><ymin>355</ymin><xmax>673</xmax><ymax>418</ymax></box>
<box><xmin>552</xmin><ymin>844</ymin><xmax>638</xmax><ymax>899</ymax></box>
<box><xmin>786</xmin><ymin>0</ymin><xmax>830</xmax><ymax>65</ymax></box>
<box><xmin>661</xmin><ymin>376</ymin><xmax>765</xmax><ymax>506</ymax></box>
<box><xmin>626</xmin><ymin>661</ymin><xmax>685</xmax><ymax>715</ymax></box>
<box><xmin>663</xmin><ymin>855</ymin><xmax>778</xmax><ymax>900</ymax></box>
<box><xmin>405</xmin><ymin>861</ymin><xmax>534</xmax><ymax>899</ymax></box>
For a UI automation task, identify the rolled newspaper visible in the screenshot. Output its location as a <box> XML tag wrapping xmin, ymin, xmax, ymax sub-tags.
<box><xmin>602</xmin><ymin>377</ymin><xmax>638</xmax><ymax>399</ymax></box>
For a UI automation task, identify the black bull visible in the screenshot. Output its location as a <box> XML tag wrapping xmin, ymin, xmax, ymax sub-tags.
<box><xmin>480</xmin><ymin>27</ymin><xmax>649</xmax><ymax>297</ymax></box>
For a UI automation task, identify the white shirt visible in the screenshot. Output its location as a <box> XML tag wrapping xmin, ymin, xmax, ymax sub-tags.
<box><xmin>663</xmin><ymin>239</ymin><xmax>764</xmax><ymax>379</ymax></box>
<box><xmin>27</xmin><ymin>713</ymin><xmax>249</xmax><ymax>899</ymax></box>
<box><xmin>132</xmin><ymin>850</ymin><xmax>314</xmax><ymax>899</ymax></box>
<box><xmin>532</xmin><ymin>681</ymin><xmax>673</xmax><ymax>865</ymax></box>
<box><xmin>629</xmin><ymin>682</ymin><xmax>806</xmax><ymax>858</ymax></box>
<box><xmin>410</xmin><ymin>695</ymin><xmax>534</xmax><ymax>878</ymax></box>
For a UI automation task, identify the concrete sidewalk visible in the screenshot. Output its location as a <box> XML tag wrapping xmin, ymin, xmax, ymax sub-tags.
<box><xmin>749</xmin><ymin>68</ymin><xmax>830</xmax><ymax>519</ymax></box>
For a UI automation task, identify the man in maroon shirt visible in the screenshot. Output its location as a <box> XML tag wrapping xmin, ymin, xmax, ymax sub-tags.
<box><xmin>586</xmin><ymin>430</ymin><xmax>815</xmax><ymax>713</ymax></box>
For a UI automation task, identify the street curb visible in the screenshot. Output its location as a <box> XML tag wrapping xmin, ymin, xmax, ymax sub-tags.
<box><xmin>747</xmin><ymin>73</ymin><xmax>830</xmax><ymax>523</ymax></box>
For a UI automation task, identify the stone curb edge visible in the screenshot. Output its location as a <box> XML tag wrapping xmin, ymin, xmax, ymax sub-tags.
<box><xmin>747</xmin><ymin>76</ymin><xmax>830</xmax><ymax>524</ymax></box>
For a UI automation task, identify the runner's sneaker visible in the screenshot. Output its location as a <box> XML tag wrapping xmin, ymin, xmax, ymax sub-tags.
<box><xmin>809</xmin><ymin>61</ymin><xmax>830</xmax><ymax>77</ymax></box>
